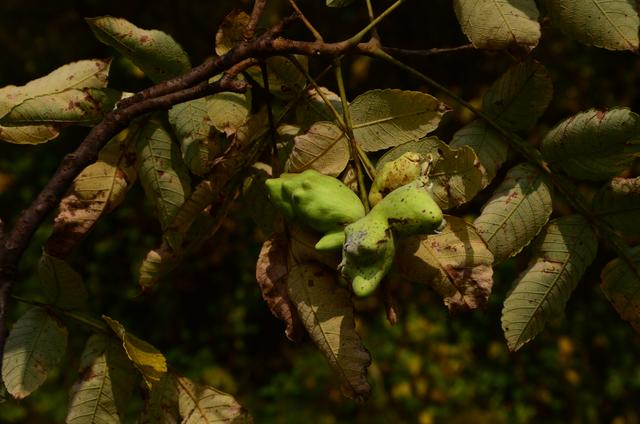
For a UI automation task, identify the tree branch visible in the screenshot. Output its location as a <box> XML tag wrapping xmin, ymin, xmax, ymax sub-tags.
<box><xmin>244</xmin><ymin>0</ymin><xmax>269</xmax><ymax>42</ymax></box>
<box><xmin>382</xmin><ymin>44</ymin><xmax>475</xmax><ymax>58</ymax></box>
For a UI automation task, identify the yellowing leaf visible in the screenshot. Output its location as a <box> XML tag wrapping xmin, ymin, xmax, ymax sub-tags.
<box><xmin>286</xmin><ymin>121</ymin><xmax>349</xmax><ymax>177</ymax></box>
<box><xmin>2</xmin><ymin>307</ymin><xmax>68</xmax><ymax>399</ymax></box>
<box><xmin>396</xmin><ymin>216</ymin><xmax>494</xmax><ymax>312</ymax></box>
<box><xmin>474</xmin><ymin>163</ymin><xmax>553</xmax><ymax>263</ymax></box>
<box><xmin>38</xmin><ymin>253</ymin><xmax>88</xmax><ymax>311</ymax></box>
<box><xmin>215</xmin><ymin>9</ymin><xmax>250</xmax><ymax>56</ymax></box>
<box><xmin>593</xmin><ymin>177</ymin><xmax>640</xmax><ymax>235</ymax></box>
<box><xmin>545</xmin><ymin>0</ymin><xmax>639</xmax><ymax>51</ymax></box>
<box><xmin>453</xmin><ymin>0</ymin><xmax>541</xmax><ymax>49</ymax></box>
<box><xmin>66</xmin><ymin>334</ymin><xmax>137</xmax><ymax>424</ymax></box>
<box><xmin>86</xmin><ymin>16</ymin><xmax>191</xmax><ymax>83</ymax></box>
<box><xmin>541</xmin><ymin>108</ymin><xmax>640</xmax><ymax>181</ymax></box>
<box><xmin>176</xmin><ymin>374</ymin><xmax>251</xmax><ymax>423</ymax></box>
<box><xmin>501</xmin><ymin>215</ymin><xmax>598</xmax><ymax>351</ymax></box>
<box><xmin>103</xmin><ymin>316</ymin><xmax>168</xmax><ymax>389</ymax></box>
<box><xmin>601</xmin><ymin>247</ymin><xmax>640</xmax><ymax>333</ymax></box>
<box><xmin>350</xmin><ymin>89</ymin><xmax>449</xmax><ymax>152</ymax></box>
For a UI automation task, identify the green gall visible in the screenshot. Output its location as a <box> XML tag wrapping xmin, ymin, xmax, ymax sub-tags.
<box><xmin>314</xmin><ymin>229</ymin><xmax>345</xmax><ymax>251</ymax></box>
<box><xmin>369</xmin><ymin>152</ymin><xmax>423</xmax><ymax>206</ymax></box>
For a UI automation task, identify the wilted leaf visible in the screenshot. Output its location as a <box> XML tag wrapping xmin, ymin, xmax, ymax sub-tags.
<box><xmin>169</xmin><ymin>98</ymin><xmax>222</xmax><ymax>177</ymax></box>
<box><xmin>2</xmin><ymin>307</ymin><xmax>68</xmax><ymax>399</ymax></box>
<box><xmin>86</xmin><ymin>16</ymin><xmax>191</xmax><ymax>83</ymax></box>
<box><xmin>1</xmin><ymin>88</ymin><xmax>121</xmax><ymax>126</ymax></box>
<box><xmin>295</xmin><ymin>87</ymin><xmax>343</xmax><ymax>130</ymax></box>
<box><xmin>285</xmin><ymin>121</ymin><xmax>349</xmax><ymax>177</ymax></box>
<box><xmin>66</xmin><ymin>334</ymin><xmax>137</xmax><ymax>424</ymax></box>
<box><xmin>377</xmin><ymin>138</ymin><xmax>483</xmax><ymax>210</ymax></box>
<box><xmin>248</xmin><ymin>56</ymin><xmax>308</xmax><ymax>100</ymax></box>
<box><xmin>46</xmin><ymin>127</ymin><xmax>138</xmax><ymax>257</ymax></box>
<box><xmin>176</xmin><ymin>374</ymin><xmax>251</xmax><ymax>423</ymax></box>
<box><xmin>601</xmin><ymin>246</ymin><xmax>640</xmax><ymax>332</ymax></box>
<box><xmin>38</xmin><ymin>253</ymin><xmax>88</xmax><ymax>311</ymax></box>
<box><xmin>396</xmin><ymin>216</ymin><xmax>494</xmax><ymax>312</ymax></box>
<box><xmin>450</xmin><ymin>120</ymin><xmax>509</xmax><ymax>186</ymax></box>
<box><xmin>287</xmin><ymin>263</ymin><xmax>371</xmax><ymax>400</ymax></box>
<box><xmin>215</xmin><ymin>9</ymin><xmax>250</xmax><ymax>56</ymax></box>
<box><xmin>103</xmin><ymin>316</ymin><xmax>168</xmax><ymax>389</ymax></box>
<box><xmin>474</xmin><ymin>163</ymin><xmax>553</xmax><ymax>263</ymax></box>
<box><xmin>483</xmin><ymin>60</ymin><xmax>553</xmax><ymax>131</ymax></box>
<box><xmin>206</xmin><ymin>76</ymin><xmax>251</xmax><ymax>136</ymax></box>
<box><xmin>593</xmin><ymin>177</ymin><xmax>640</xmax><ymax>235</ymax></box>
<box><xmin>256</xmin><ymin>233</ymin><xmax>305</xmax><ymax>341</ymax></box>
<box><xmin>137</xmin><ymin>116</ymin><xmax>192</xmax><ymax>231</ymax></box>
<box><xmin>350</xmin><ymin>89</ymin><xmax>449</xmax><ymax>152</ymax></box>
<box><xmin>541</xmin><ymin>108</ymin><xmax>640</xmax><ymax>180</ymax></box>
<box><xmin>453</xmin><ymin>0</ymin><xmax>541</xmax><ymax>49</ymax></box>
<box><xmin>501</xmin><ymin>215</ymin><xmax>598</xmax><ymax>351</ymax></box>
<box><xmin>545</xmin><ymin>0</ymin><xmax>639</xmax><ymax>51</ymax></box>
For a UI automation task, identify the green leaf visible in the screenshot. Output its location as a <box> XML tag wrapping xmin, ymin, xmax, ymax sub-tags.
<box><xmin>295</xmin><ymin>87</ymin><xmax>343</xmax><ymax>131</ymax></box>
<box><xmin>2</xmin><ymin>307</ymin><xmax>68</xmax><ymax>399</ymax></box>
<box><xmin>593</xmin><ymin>177</ymin><xmax>640</xmax><ymax>235</ymax></box>
<box><xmin>0</xmin><ymin>58</ymin><xmax>111</xmax><ymax>145</ymax></box>
<box><xmin>247</xmin><ymin>56</ymin><xmax>308</xmax><ymax>100</ymax></box>
<box><xmin>327</xmin><ymin>0</ymin><xmax>356</xmax><ymax>7</ymax></box>
<box><xmin>541</xmin><ymin>108</ymin><xmax>640</xmax><ymax>181</ymax></box>
<box><xmin>287</xmin><ymin>263</ymin><xmax>371</xmax><ymax>400</ymax></box>
<box><xmin>206</xmin><ymin>76</ymin><xmax>251</xmax><ymax>136</ymax></box>
<box><xmin>601</xmin><ymin>247</ymin><xmax>640</xmax><ymax>333</ymax></box>
<box><xmin>450</xmin><ymin>120</ymin><xmax>509</xmax><ymax>187</ymax></box>
<box><xmin>66</xmin><ymin>334</ymin><xmax>137</xmax><ymax>424</ymax></box>
<box><xmin>501</xmin><ymin>215</ymin><xmax>598</xmax><ymax>351</ymax></box>
<box><xmin>163</xmin><ymin>180</ymin><xmax>215</xmax><ymax>252</ymax></box>
<box><xmin>215</xmin><ymin>9</ymin><xmax>250</xmax><ymax>56</ymax></box>
<box><xmin>350</xmin><ymin>89</ymin><xmax>449</xmax><ymax>152</ymax></box>
<box><xmin>453</xmin><ymin>0</ymin><xmax>541</xmax><ymax>49</ymax></box>
<box><xmin>86</xmin><ymin>16</ymin><xmax>191</xmax><ymax>83</ymax></box>
<box><xmin>1</xmin><ymin>88</ymin><xmax>121</xmax><ymax>126</ymax></box>
<box><xmin>168</xmin><ymin>98</ymin><xmax>222</xmax><ymax>177</ymax></box>
<box><xmin>103</xmin><ymin>316</ymin><xmax>168</xmax><ymax>389</ymax></box>
<box><xmin>376</xmin><ymin>138</ymin><xmax>484</xmax><ymax>210</ymax></box>
<box><xmin>46</xmin><ymin>126</ymin><xmax>138</xmax><ymax>257</ymax></box>
<box><xmin>38</xmin><ymin>254</ymin><xmax>88</xmax><ymax>311</ymax></box>
<box><xmin>136</xmin><ymin>116</ymin><xmax>192</xmax><ymax>231</ymax></box>
<box><xmin>545</xmin><ymin>0</ymin><xmax>639</xmax><ymax>51</ymax></box>
<box><xmin>483</xmin><ymin>60</ymin><xmax>553</xmax><ymax>131</ymax></box>
<box><xmin>176</xmin><ymin>374</ymin><xmax>251</xmax><ymax>423</ymax></box>
<box><xmin>474</xmin><ymin>163</ymin><xmax>553</xmax><ymax>264</ymax></box>
<box><xmin>285</xmin><ymin>121</ymin><xmax>349</xmax><ymax>177</ymax></box>
<box><xmin>139</xmin><ymin>373</ymin><xmax>179</xmax><ymax>424</ymax></box>
<box><xmin>396</xmin><ymin>216</ymin><xmax>494</xmax><ymax>312</ymax></box>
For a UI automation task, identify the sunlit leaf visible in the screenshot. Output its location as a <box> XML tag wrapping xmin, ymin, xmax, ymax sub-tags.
<box><xmin>474</xmin><ymin>163</ymin><xmax>553</xmax><ymax>263</ymax></box>
<box><xmin>86</xmin><ymin>16</ymin><xmax>191</xmax><ymax>82</ymax></box>
<box><xmin>103</xmin><ymin>316</ymin><xmax>168</xmax><ymax>389</ymax></box>
<box><xmin>136</xmin><ymin>116</ymin><xmax>192</xmax><ymax>231</ymax></box>
<box><xmin>541</xmin><ymin>108</ymin><xmax>640</xmax><ymax>180</ymax></box>
<box><xmin>2</xmin><ymin>307</ymin><xmax>68</xmax><ymax>399</ymax></box>
<box><xmin>396</xmin><ymin>216</ymin><xmax>494</xmax><ymax>312</ymax></box>
<box><xmin>46</xmin><ymin>127</ymin><xmax>138</xmax><ymax>257</ymax></box>
<box><xmin>593</xmin><ymin>177</ymin><xmax>640</xmax><ymax>235</ymax></box>
<box><xmin>501</xmin><ymin>215</ymin><xmax>598</xmax><ymax>351</ymax></box>
<box><xmin>0</xmin><ymin>88</ymin><xmax>121</xmax><ymax>126</ymax></box>
<box><xmin>176</xmin><ymin>374</ymin><xmax>251</xmax><ymax>423</ymax></box>
<box><xmin>38</xmin><ymin>253</ymin><xmax>88</xmax><ymax>311</ymax></box>
<box><xmin>295</xmin><ymin>87</ymin><xmax>343</xmax><ymax>131</ymax></box>
<box><xmin>453</xmin><ymin>0</ymin><xmax>541</xmax><ymax>49</ymax></box>
<box><xmin>601</xmin><ymin>246</ymin><xmax>640</xmax><ymax>333</ymax></box>
<box><xmin>450</xmin><ymin>120</ymin><xmax>508</xmax><ymax>187</ymax></box>
<box><xmin>545</xmin><ymin>0</ymin><xmax>639</xmax><ymax>51</ymax></box>
<box><xmin>256</xmin><ymin>233</ymin><xmax>305</xmax><ymax>341</ymax></box>
<box><xmin>287</xmin><ymin>263</ymin><xmax>371</xmax><ymax>400</ymax></box>
<box><xmin>285</xmin><ymin>121</ymin><xmax>349</xmax><ymax>177</ymax></box>
<box><xmin>215</xmin><ymin>9</ymin><xmax>250</xmax><ymax>56</ymax></box>
<box><xmin>66</xmin><ymin>334</ymin><xmax>137</xmax><ymax>424</ymax></box>
<box><xmin>350</xmin><ymin>89</ymin><xmax>449</xmax><ymax>152</ymax></box>
<box><xmin>483</xmin><ymin>60</ymin><xmax>553</xmax><ymax>131</ymax></box>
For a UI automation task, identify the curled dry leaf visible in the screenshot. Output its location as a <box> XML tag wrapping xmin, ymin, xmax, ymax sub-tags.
<box><xmin>256</xmin><ymin>233</ymin><xmax>305</xmax><ymax>342</ymax></box>
<box><xmin>396</xmin><ymin>216</ymin><xmax>494</xmax><ymax>312</ymax></box>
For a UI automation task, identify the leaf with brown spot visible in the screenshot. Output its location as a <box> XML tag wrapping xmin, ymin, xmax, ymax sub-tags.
<box><xmin>287</xmin><ymin>262</ymin><xmax>371</xmax><ymax>400</ymax></box>
<box><xmin>396</xmin><ymin>216</ymin><xmax>494</xmax><ymax>312</ymax></box>
<box><xmin>256</xmin><ymin>233</ymin><xmax>305</xmax><ymax>341</ymax></box>
<box><xmin>601</xmin><ymin>246</ymin><xmax>640</xmax><ymax>334</ymax></box>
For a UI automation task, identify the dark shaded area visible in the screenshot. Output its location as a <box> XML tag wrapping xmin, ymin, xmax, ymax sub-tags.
<box><xmin>1</xmin><ymin>1</ymin><xmax>640</xmax><ymax>423</ymax></box>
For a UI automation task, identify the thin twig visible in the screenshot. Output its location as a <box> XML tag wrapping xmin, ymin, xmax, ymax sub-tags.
<box><xmin>288</xmin><ymin>0</ymin><xmax>323</xmax><ymax>41</ymax></box>
<box><xmin>243</xmin><ymin>0</ymin><xmax>269</xmax><ymax>42</ymax></box>
<box><xmin>365</xmin><ymin>0</ymin><xmax>381</xmax><ymax>43</ymax></box>
<box><xmin>382</xmin><ymin>44</ymin><xmax>475</xmax><ymax>58</ymax></box>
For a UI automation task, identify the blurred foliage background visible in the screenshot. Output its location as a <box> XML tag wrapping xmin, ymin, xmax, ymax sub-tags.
<box><xmin>1</xmin><ymin>0</ymin><xmax>640</xmax><ymax>422</ymax></box>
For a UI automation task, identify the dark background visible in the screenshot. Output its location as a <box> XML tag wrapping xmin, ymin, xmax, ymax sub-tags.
<box><xmin>1</xmin><ymin>1</ymin><xmax>640</xmax><ymax>422</ymax></box>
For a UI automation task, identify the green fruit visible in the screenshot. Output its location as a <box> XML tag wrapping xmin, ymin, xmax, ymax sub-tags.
<box><xmin>314</xmin><ymin>229</ymin><xmax>345</xmax><ymax>251</ymax></box>
<box><xmin>265</xmin><ymin>170</ymin><xmax>366</xmax><ymax>233</ymax></box>
<box><xmin>369</xmin><ymin>152</ymin><xmax>423</xmax><ymax>206</ymax></box>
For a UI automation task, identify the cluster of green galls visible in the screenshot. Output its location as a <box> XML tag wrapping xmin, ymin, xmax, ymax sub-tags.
<box><xmin>265</xmin><ymin>153</ymin><xmax>444</xmax><ymax>297</ymax></box>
